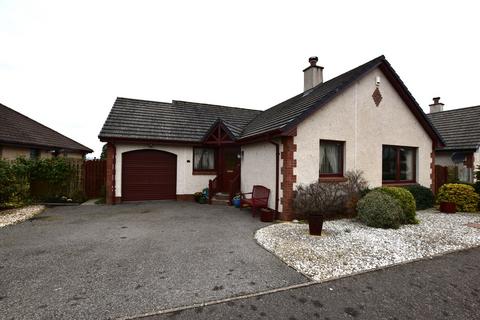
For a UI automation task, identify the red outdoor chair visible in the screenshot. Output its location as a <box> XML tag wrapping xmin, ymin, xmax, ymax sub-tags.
<box><xmin>240</xmin><ymin>185</ymin><xmax>270</xmax><ymax>217</ymax></box>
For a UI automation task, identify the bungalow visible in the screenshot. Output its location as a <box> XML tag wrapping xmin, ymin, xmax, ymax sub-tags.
<box><xmin>427</xmin><ymin>99</ymin><xmax>480</xmax><ymax>183</ymax></box>
<box><xmin>99</xmin><ymin>55</ymin><xmax>444</xmax><ymax>220</ymax></box>
<box><xmin>0</xmin><ymin>103</ymin><xmax>92</xmax><ymax>160</ymax></box>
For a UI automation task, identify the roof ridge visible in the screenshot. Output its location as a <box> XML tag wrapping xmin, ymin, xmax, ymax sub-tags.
<box><xmin>0</xmin><ymin>102</ymin><xmax>92</xmax><ymax>152</ymax></box>
<box><xmin>172</xmin><ymin>100</ymin><xmax>261</xmax><ymax>112</ymax></box>
<box><xmin>427</xmin><ymin>105</ymin><xmax>480</xmax><ymax>115</ymax></box>
<box><xmin>116</xmin><ymin>97</ymin><xmax>172</xmax><ymax>105</ymax></box>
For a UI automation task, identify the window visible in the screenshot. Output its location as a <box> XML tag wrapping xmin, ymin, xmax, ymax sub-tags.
<box><xmin>319</xmin><ymin>140</ymin><xmax>344</xmax><ymax>177</ymax></box>
<box><xmin>382</xmin><ymin>145</ymin><xmax>416</xmax><ymax>182</ymax></box>
<box><xmin>30</xmin><ymin>149</ymin><xmax>40</xmax><ymax>160</ymax></box>
<box><xmin>193</xmin><ymin>148</ymin><xmax>215</xmax><ymax>171</ymax></box>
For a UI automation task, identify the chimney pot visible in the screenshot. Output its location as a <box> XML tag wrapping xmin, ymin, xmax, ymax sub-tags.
<box><xmin>309</xmin><ymin>56</ymin><xmax>318</xmax><ymax>66</ymax></box>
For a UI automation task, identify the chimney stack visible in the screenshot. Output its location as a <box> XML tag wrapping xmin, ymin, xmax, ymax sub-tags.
<box><xmin>303</xmin><ymin>56</ymin><xmax>323</xmax><ymax>91</ymax></box>
<box><xmin>429</xmin><ymin>97</ymin><xmax>444</xmax><ymax>113</ymax></box>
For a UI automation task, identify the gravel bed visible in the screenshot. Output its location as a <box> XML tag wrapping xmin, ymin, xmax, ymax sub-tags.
<box><xmin>255</xmin><ymin>210</ymin><xmax>480</xmax><ymax>281</ymax></box>
<box><xmin>0</xmin><ymin>205</ymin><xmax>45</xmax><ymax>228</ymax></box>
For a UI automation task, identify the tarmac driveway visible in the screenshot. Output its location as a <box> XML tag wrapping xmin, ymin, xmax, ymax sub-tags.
<box><xmin>0</xmin><ymin>202</ymin><xmax>306</xmax><ymax>320</ymax></box>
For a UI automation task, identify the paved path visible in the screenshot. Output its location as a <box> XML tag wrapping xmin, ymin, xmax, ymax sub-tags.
<box><xmin>143</xmin><ymin>247</ymin><xmax>480</xmax><ymax>320</ymax></box>
<box><xmin>0</xmin><ymin>202</ymin><xmax>306</xmax><ymax>320</ymax></box>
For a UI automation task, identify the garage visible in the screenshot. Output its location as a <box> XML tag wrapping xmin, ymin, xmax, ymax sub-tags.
<box><xmin>122</xmin><ymin>149</ymin><xmax>177</xmax><ymax>201</ymax></box>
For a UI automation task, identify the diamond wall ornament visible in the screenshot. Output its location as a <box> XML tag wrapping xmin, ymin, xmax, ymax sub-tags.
<box><xmin>372</xmin><ymin>87</ymin><xmax>383</xmax><ymax>106</ymax></box>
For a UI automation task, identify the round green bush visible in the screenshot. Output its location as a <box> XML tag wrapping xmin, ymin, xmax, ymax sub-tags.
<box><xmin>437</xmin><ymin>183</ymin><xmax>479</xmax><ymax>212</ymax></box>
<box><xmin>357</xmin><ymin>190</ymin><xmax>403</xmax><ymax>229</ymax></box>
<box><xmin>401</xmin><ymin>185</ymin><xmax>434</xmax><ymax>210</ymax></box>
<box><xmin>376</xmin><ymin>187</ymin><xmax>417</xmax><ymax>224</ymax></box>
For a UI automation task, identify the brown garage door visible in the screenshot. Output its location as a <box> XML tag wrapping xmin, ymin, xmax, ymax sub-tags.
<box><xmin>122</xmin><ymin>150</ymin><xmax>177</xmax><ymax>201</ymax></box>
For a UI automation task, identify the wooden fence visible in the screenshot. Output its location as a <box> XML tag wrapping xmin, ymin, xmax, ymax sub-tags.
<box><xmin>84</xmin><ymin>159</ymin><xmax>106</xmax><ymax>198</ymax></box>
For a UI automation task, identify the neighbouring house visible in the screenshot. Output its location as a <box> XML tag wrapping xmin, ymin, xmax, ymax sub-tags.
<box><xmin>0</xmin><ymin>103</ymin><xmax>92</xmax><ymax>160</ymax></box>
<box><xmin>427</xmin><ymin>99</ymin><xmax>480</xmax><ymax>184</ymax></box>
<box><xmin>99</xmin><ymin>55</ymin><xmax>444</xmax><ymax>220</ymax></box>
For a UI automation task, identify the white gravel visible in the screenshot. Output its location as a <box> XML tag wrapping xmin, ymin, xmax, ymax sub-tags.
<box><xmin>255</xmin><ymin>210</ymin><xmax>480</xmax><ymax>281</ymax></box>
<box><xmin>0</xmin><ymin>205</ymin><xmax>45</xmax><ymax>228</ymax></box>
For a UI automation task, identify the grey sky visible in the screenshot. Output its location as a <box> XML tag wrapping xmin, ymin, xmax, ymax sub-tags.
<box><xmin>1</xmin><ymin>0</ymin><xmax>478</xmax><ymax>157</ymax></box>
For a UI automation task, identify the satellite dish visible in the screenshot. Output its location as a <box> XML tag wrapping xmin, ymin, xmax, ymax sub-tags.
<box><xmin>451</xmin><ymin>152</ymin><xmax>466</xmax><ymax>164</ymax></box>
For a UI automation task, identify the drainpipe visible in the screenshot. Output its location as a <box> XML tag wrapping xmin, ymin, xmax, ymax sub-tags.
<box><xmin>269</xmin><ymin>140</ymin><xmax>280</xmax><ymax>213</ymax></box>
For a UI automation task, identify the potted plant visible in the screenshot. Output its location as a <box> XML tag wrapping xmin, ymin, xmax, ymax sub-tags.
<box><xmin>232</xmin><ymin>194</ymin><xmax>241</xmax><ymax>208</ymax></box>
<box><xmin>294</xmin><ymin>181</ymin><xmax>346</xmax><ymax>236</ymax></box>
<box><xmin>439</xmin><ymin>201</ymin><xmax>456</xmax><ymax>213</ymax></box>
<box><xmin>194</xmin><ymin>192</ymin><xmax>203</xmax><ymax>203</ymax></box>
<box><xmin>260</xmin><ymin>208</ymin><xmax>275</xmax><ymax>222</ymax></box>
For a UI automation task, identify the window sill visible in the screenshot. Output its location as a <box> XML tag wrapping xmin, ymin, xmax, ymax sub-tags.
<box><xmin>193</xmin><ymin>171</ymin><xmax>217</xmax><ymax>175</ymax></box>
<box><xmin>319</xmin><ymin>176</ymin><xmax>347</xmax><ymax>183</ymax></box>
<box><xmin>382</xmin><ymin>181</ymin><xmax>417</xmax><ymax>187</ymax></box>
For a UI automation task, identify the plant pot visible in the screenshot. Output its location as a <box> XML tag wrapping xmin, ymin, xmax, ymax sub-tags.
<box><xmin>198</xmin><ymin>197</ymin><xmax>207</xmax><ymax>204</ymax></box>
<box><xmin>232</xmin><ymin>198</ymin><xmax>241</xmax><ymax>208</ymax></box>
<box><xmin>260</xmin><ymin>209</ymin><xmax>275</xmax><ymax>222</ymax></box>
<box><xmin>308</xmin><ymin>214</ymin><xmax>324</xmax><ymax>236</ymax></box>
<box><xmin>440</xmin><ymin>201</ymin><xmax>456</xmax><ymax>213</ymax></box>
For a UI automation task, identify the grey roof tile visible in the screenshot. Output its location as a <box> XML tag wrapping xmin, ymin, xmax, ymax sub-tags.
<box><xmin>99</xmin><ymin>98</ymin><xmax>261</xmax><ymax>142</ymax></box>
<box><xmin>0</xmin><ymin>103</ymin><xmax>92</xmax><ymax>153</ymax></box>
<box><xmin>427</xmin><ymin>105</ymin><xmax>480</xmax><ymax>150</ymax></box>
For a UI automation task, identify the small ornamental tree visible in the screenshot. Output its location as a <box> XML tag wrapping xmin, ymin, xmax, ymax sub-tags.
<box><xmin>294</xmin><ymin>181</ymin><xmax>345</xmax><ymax>218</ymax></box>
<box><xmin>294</xmin><ymin>170</ymin><xmax>369</xmax><ymax>219</ymax></box>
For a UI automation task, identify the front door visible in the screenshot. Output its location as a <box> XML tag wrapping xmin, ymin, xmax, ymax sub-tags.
<box><xmin>219</xmin><ymin>147</ymin><xmax>240</xmax><ymax>191</ymax></box>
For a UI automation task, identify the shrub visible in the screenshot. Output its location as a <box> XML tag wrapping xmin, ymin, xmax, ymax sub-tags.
<box><xmin>294</xmin><ymin>181</ymin><xmax>345</xmax><ymax>218</ymax></box>
<box><xmin>357</xmin><ymin>190</ymin><xmax>403</xmax><ymax>229</ymax></box>
<box><xmin>375</xmin><ymin>187</ymin><xmax>417</xmax><ymax>224</ymax></box>
<box><xmin>343</xmin><ymin>171</ymin><xmax>369</xmax><ymax>216</ymax></box>
<box><xmin>401</xmin><ymin>185</ymin><xmax>434</xmax><ymax>210</ymax></box>
<box><xmin>295</xmin><ymin>170</ymin><xmax>369</xmax><ymax>220</ymax></box>
<box><xmin>360</xmin><ymin>187</ymin><xmax>372</xmax><ymax>198</ymax></box>
<box><xmin>436</xmin><ymin>183</ymin><xmax>479</xmax><ymax>212</ymax></box>
<box><xmin>0</xmin><ymin>157</ymin><xmax>83</xmax><ymax>207</ymax></box>
<box><xmin>0</xmin><ymin>159</ymin><xmax>17</xmax><ymax>205</ymax></box>
<box><xmin>71</xmin><ymin>190</ymin><xmax>87</xmax><ymax>203</ymax></box>
<box><xmin>474</xmin><ymin>181</ymin><xmax>480</xmax><ymax>195</ymax></box>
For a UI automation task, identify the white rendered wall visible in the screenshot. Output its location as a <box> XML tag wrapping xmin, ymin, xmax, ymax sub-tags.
<box><xmin>435</xmin><ymin>152</ymin><xmax>455</xmax><ymax>166</ymax></box>
<box><xmin>295</xmin><ymin>67</ymin><xmax>433</xmax><ymax>189</ymax></box>
<box><xmin>114</xmin><ymin>144</ymin><xmax>215</xmax><ymax>197</ymax></box>
<box><xmin>241</xmin><ymin>140</ymin><xmax>279</xmax><ymax>210</ymax></box>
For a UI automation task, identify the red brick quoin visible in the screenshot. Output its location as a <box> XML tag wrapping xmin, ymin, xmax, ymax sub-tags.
<box><xmin>430</xmin><ymin>141</ymin><xmax>436</xmax><ymax>193</ymax></box>
<box><xmin>105</xmin><ymin>142</ymin><xmax>116</xmax><ymax>205</ymax></box>
<box><xmin>280</xmin><ymin>135</ymin><xmax>297</xmax><ymax>221</ymax></box>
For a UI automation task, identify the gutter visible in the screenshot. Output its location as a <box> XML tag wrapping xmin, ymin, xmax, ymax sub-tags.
<box><xmin>269</xmin><ymin>140</ymin><xmax>280</xmax><ymax>213</ymax></box>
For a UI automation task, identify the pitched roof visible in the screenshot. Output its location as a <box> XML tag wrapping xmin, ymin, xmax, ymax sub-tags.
<box><xmin>0</xmin><ymin>103</ymin><xmax>92</xmax><ymax>153</ymax></box>
<box><xmin>99</xmin><ymin>56</ymin><xmax>443</xmax><ymax>146</ymax></box>
<box><xmin>240</xmin><ymin>56</ymin><xmax>386</xmax><ymax>138</ymax></box>
<box><xmin>99</xmin><ymin>98</ymin><xmax>261</xmax><ymax>142</ymax></box>
<box><xmin>427</xmin><ymin>105</ymin><xmax>480</xmax><ymax>151</ymax></box>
